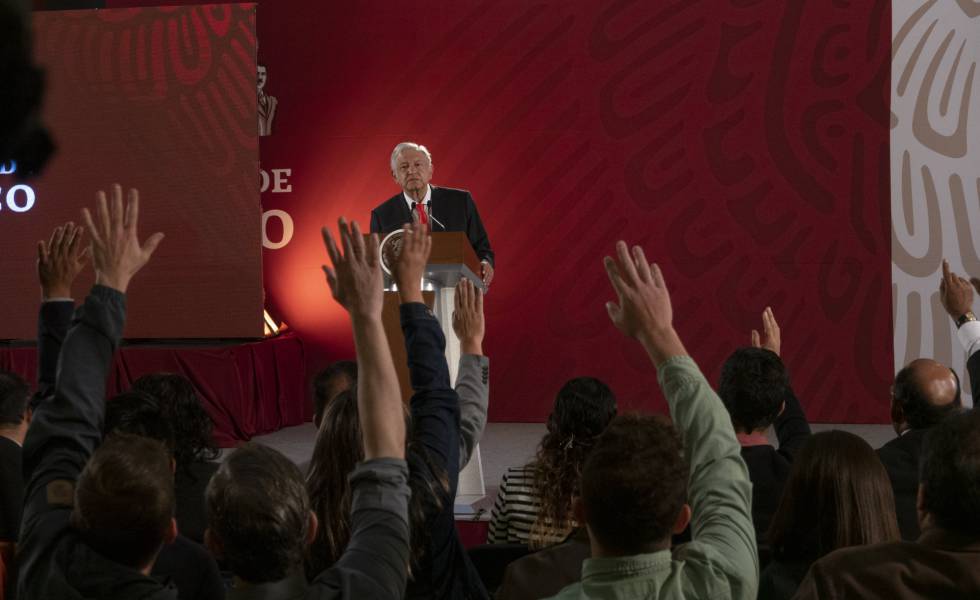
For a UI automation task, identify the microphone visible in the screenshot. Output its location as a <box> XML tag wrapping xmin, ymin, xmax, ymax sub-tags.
<box><xmin>428</xmin><ymin>206</ymin><xmax>446</xmax><ymax>230</ymax></box>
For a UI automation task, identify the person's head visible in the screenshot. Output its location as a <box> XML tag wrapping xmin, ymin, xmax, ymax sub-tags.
<box><xmin>206</xmin><ymin>443</ymin><xmax>317</xmax><ymax>584</ymax></box>
<box><xmin>891</xmin><ymin>359</ymin><xmax>961</xmax><ymax>435</ymax></box>
<box><xmin>718</xmin><ymin>347</ymin><xmax>790</xmax><ymax>433</ymax></box>
<box><xmin>70</xmin><ymin>433</ymin><xmax>177</xmax><ymax>573</ymax></box>
<box><xmin>257</xmin><ymin>64</ymin><xmax>267</xmax><ymax>91</ymax></box>
<box><xmin>0</xmin><ymin>370</ymin><xmax>31</xmax><ymax>441</ymax></box>
<box><xmin>918</xmin><ymin>409</ymin><xmax>980</xmax><ymax>536</ymax></box>
<box><xmin>576</xmin><ymin>414</ymin><xmax>690</xmax><ymax>556</ymax></box>
<box><xmin>306</xmin><ymin>388</ymin><xmax>362</xmax><ymax>571</ymax></box>
<box><xmin>390</xmin><ymin>142</ymin><xmax>433</xmax><ymax>197</ymax></box>
<box><xmin>305</xmin><ymin>387</ymin><xmax>444</xmax><ymax>575</ymax></box>
<box><xmin>530</xmin><ymin>377</ymin><xmax>617</xmax><ymax>547</ymax></box>
<box><xmin>104</xmin><ymin>391</ymin><xmax>176</xmax><ymax>455</ymax></box>
<box><xmin>132</xmin><ymin>373</ymin><xmax>219</xmax><ymax>469</ymax></box>
<box><xmin>312</xmin><ymin>360</ymin><xmax>357</xmax><ymax>429</ymax></box>
<box><xmin>768</xmin><ymin>430</ymin><xmax>899</xmax><ymax>561</ymax></box>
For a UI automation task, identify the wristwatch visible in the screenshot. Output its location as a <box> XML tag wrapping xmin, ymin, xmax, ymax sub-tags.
<box><xmin>956</xmin><ymin>311</ymin><xmax>977</xmax><ymax>328</ymax></box>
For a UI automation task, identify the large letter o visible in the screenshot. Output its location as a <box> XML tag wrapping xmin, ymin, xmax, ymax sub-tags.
<box><xmin>262</xmin><ymin>209</ymin><xmax>294</xmax><ymax>249</ymax></box>
<box><xmin>6</xmin><ymin>185</ymin><xmax>36</xmax><ymax>212</ymax></box>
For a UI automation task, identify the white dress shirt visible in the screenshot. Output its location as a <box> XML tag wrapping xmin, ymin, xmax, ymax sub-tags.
<box><xmin>957</xmin><ymin>320</ymin><xmax>980</xmax><ymax>358</ymax></box>
<box><xmin>402</xmin><ymin>185</ymin><xmax>432</xmax><ymax>222</ymax></box>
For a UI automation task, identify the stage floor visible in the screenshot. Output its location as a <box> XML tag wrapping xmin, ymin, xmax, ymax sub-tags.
<box><xmin>248</xmin><ymin>422</ymin><xmax>896</xmax><ymax>497</ymax></box>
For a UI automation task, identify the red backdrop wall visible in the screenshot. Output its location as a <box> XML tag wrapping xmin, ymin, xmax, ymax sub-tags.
<box><xmin>107</xmin><ymin>0</ymin><xmax>893</xmax><ymax>423</ymax></box>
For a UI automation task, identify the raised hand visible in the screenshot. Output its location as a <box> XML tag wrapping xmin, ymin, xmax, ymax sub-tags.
<box><xmin>321</xmin><ymin>218</ymin><xmax>382</xmax><ymax>321</ymax></box>
<box><xmin>81</xmin><ymin>184</ymin><xmax>164</xmax><ymax>294</ymax></box>
<box><xmin>604</xmin><ymin>241</ymin><xmax>685</xmax><ymax>365</ymax></box>
<box><xmin>453</xmin><ymin>278</ymin><xmax>485</xmax><ymax>355</ymax></box>
<box><xmin>750</xmin><ymin>306</ymin><xmax>781</xmax><ymax>356</ymax></box>
<box><xmin>940</xmin><ymin>259</ymin><xmax>974</xmax><ymax>320</ymax></box>
<box><xmin>37</xmin><ymin>222</ymin><xmax>90</xmax><ymax>300</ymax></box>
<box><xmin>393</xmin><ymin>222</ymin><xmax>431</xmax><ymax>305</ymax></box>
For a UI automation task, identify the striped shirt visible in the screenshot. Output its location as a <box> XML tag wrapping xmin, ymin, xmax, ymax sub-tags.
<box><xmin>487</xmin><ymin>464</ymin><xmax>570</xmax><ymax>547</ymax></box>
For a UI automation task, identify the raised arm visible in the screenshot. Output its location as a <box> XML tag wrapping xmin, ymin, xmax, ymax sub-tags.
<box><xmin>320</xmin><ymin>218</ymin><xmax>410</xmax><ymax>598</ymax></box>
<box><xmin>321</xmin><ymin>218</ymin><xmax>404</xmax><ymax>460</ymax></box>
<box><xmin>604</xmin><ymin>241</ymin><xmax>758</xmax><ymax>599</ymax></box>
<box><xmin>453</xmin><ymin>278</ymin><xmax>488</xmax><ymax>468</ymax></box>
<box><xmin>21</xmin><ymin>185</ymin><xmax>162</xmax><ymax>530</ymax></box>
<box><xmin>393</xmin><ymin>223</ymin><xmax>462</xmax><ymax>494</ymax></box>
<box><xmin>34</xmin><ymin>222</ymin><xmax>89</xmax><ymax>402</ymax></box>
<box><xmin>750</xmin><ymin>307</ymin><xmax>810</xmax><ymax>456</ymax></box>
<box><xmin>940</xmin><ymin>260</ymin><xmax>980</xmax><ymax>399</ymax></box>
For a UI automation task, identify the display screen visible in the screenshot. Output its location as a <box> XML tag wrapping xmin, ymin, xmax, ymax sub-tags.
<box><xmin>0</xmin><ymin>5</ymin><xmax>262</xmax><ymax>339</ymax></box>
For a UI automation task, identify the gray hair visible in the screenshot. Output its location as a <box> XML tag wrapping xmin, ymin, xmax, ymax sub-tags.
<box><xmin>390</xmin><ymin>142</ymin><xmax>432</xmax><ymax>173</ymax></box>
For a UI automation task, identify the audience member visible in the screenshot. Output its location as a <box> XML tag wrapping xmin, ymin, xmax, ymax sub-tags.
<box><xmin>496</xmin><ymin>528</ymin><xmax>590</xmax><ymax>600</ymax></box>
<box><xmin>305</xmin><ymin>274</ymin><xmax>489</xmax><ymax>580</ymax></box>
<box><xmin>204</xmin><ymin>217</ymin><xmax>411</xmax><ymax>598</ymax></box>
<box><xmin>546</xmin><ymin>241</ymin><xmax>757</xmax><ymax>599</ymax></box>
<box><xmin>132</xmin><ymin>373</ymin><xmax>221</xmax><ymax>544</ymax></box>
<box><xmin>17</xmin><ymin>185</ymin><xmax>173</xmax><ymax>598</ymax></box>
<box><xmin>878</xmin><ymin>359</ymin><xmax>960</xmax><ymax>540</ymax></box>
<box><xmin>105</xmin><ymin>391</ymin><xmax>225</xmax><ymax>600</ymax></box>
<box><xmin>0</xmin><ymin>372</ymin><xmax>30</xmax><ymax>544</ymax></box>
<box><xmin>717</xmin><ymin>308</ymin><xmax>810</xmax><ymax>545</ymax></box>
<box><xmin>312</xmin><ymin>361</ymin><xmax>357</xmax><ymax>430</ymax></box>
<box><xmin>392</xmin><ymin>223</ymin><xmax>488</xmax><ymax>598</ymax></box>
<box><xmin>488</xmin><ymin>377</ymin><xmax>616</xmax><ymax>548</ymax></box>
<box><xmin>795</xmin><ymin>407</ymin><xmax>980</xmax><ymax>599</ymax></box>
<box><xmin>940</xmin><ymin>259</ymin><xmax>980</xmax><ymax>398</ymax></box>
<box><xmin>759</xmin><ymin>430</ymin><xmax>899</xmax><ymax>599</ymax></box>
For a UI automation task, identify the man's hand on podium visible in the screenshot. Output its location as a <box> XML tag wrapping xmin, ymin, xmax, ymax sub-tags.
<box><xmin>320</xmin><ymin>218</ymin><xmax>382</xmax><ymax>322</ymax></box>
<box><xmin>453</xmin><ymin>279</ymin><xmax>484</xmax><ymax>356</ymax></box>
<box><xmin>394</xmin><ymin>222</ymin><xmax>431</xmax><ymax>305</ymax></box>
<box><xmin>480</xmin><ymin>261</ymin><xmax>494</xmax><ymax>287</ymax></box>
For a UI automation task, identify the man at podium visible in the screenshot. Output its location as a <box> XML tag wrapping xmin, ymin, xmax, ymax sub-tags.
<box><xmin>370</xmin><ymin>142</ymin><xmax>495</xmax><ymax>286</ymax></box>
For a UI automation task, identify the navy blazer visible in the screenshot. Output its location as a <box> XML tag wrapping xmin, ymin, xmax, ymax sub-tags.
<box><xmin>370</xmin><ymin>186</ymin><xmax>495</xmax><ymax>266</ymax></box>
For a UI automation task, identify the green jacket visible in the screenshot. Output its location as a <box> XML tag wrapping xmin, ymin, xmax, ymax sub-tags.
<box><xmin>547</xmin><ymin>355</ymin><xmax>758</xmax><ymax>600</ymax></box>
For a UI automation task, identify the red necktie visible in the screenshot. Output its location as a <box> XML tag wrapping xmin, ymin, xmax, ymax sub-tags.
<box><xmin>414</xmin><ymin>202</ymin><xmax>428</xmax><ymax>226</ymax></box>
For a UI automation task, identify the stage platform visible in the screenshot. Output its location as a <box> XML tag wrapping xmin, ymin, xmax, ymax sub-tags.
<box><xmin>249</xmin><ymin>421</ymin><xmax>896</xmax><ymax>501</ymax></box>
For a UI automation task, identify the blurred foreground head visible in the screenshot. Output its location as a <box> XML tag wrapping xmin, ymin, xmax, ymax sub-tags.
<box><xmin>0</xmin><ymin>0</ymin><xmax>54</xmax><ymax>176</ymax></box>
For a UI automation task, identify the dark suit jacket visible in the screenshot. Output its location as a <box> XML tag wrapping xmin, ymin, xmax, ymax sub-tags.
<box><xmin>877</xmin><ymin>428</ymin><xmax>927</xmax><ymax>541</ymax></box>
<box><xmin>496</xmin><ymin>529</ymin><xmax>590</xmax><ymax>600</ymax></box>
<box><xmin>0</xmin><ymin>436</ymin><xmax>22</xmax><ymax>542</ymax></box>
<box><xmin>794</xmin><ymin>529</ymin><xmax>980</xmax><ymax>600</ymax></box>
<box><xmin>741</xmin><ymin>391</ymin><xmax>811</xmax><ymax>545</ymax></box>
<box><xmin>370</xmin><ymin>186</ymin><xmax>494</xmax><ymax>266</ymax></box>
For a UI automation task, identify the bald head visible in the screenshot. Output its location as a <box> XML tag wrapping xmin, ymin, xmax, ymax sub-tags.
<box><xmin>892</xmin><ymin>359</ymin><xmax>961</xmax><ymax>432</ymax></box>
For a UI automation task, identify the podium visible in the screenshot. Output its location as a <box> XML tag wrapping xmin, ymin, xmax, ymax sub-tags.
<box><xmin>380</xmin><ymin>231</ymin><xmax>487</xmax><ymax>509</ymax></box>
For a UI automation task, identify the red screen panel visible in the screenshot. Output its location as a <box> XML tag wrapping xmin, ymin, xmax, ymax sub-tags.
<box><xmin>0</xmin><ymin>4</ymin><xmax>261</xmax><ymax>339</ymax></box>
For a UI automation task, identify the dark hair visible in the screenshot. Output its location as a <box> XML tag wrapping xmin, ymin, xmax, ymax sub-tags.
<box><xmin>305</xmin><ymin>387</ymin><xmax>446</xmax><ymax>577</ymax></box>
<box><xmin>104</xmin><ymin>391</ymin><xmax>176</xmax><ymax>454</ymax></box>
<box><xmin>0</xmin><ymin>370</ymin><xmax>30</xmax><ymax>426</ymax></box>
<box><xmin>132</xmin><ymin>373</ymin><xmax>219</xmax><ymax>469</ymax></box>
<box><xmin>893</xmin><ymin>364</ymin><xmax>962</xmax><ymax>430</ymax></box>
<box><xmin>718</xmin><ymin>348</ymin><xmax>790</xmax><ymax>432</ymax></box>
<box><xmin>581</xmin><ymin>414</ymin><xmax>689</xmax><ymax>555</ymax></box>
<box><xmin>206</xmin><ymin>443</ymin><xmax>310</xmax><ymax>583</ymax></box>
<box><xmin>768</xmin><ymin>430</ymin><xmax>899</xmax><ymax>562</ymax></box>
<box><xmin>71</xmin><ymin>433</ymin><xmax>175</xmax><ymax>569</ymax></box>
<box><xmin>920</xmin><ymin>409</ymin><xmax>980</xmax><ymax>536</ymax></box>
<box><xmin>312</xmin><ymin>361</ymin><xmax>356</xmax><ymax>426</ymax></box>
<box><xmin>530</xmin><ymin>377</ymin><xmax>617</xmax><ymax>548</ymax></box>
<box><xmin>0</xmin><ymin>0</ymin><xmax>53</xmax><ymax>175</ymax></box>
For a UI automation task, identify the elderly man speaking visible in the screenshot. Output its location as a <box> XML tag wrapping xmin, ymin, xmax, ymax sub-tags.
<box><xmin>370</xmin><ymin>142</ymin><xmax>495</xmax><ymax>286</ymax></box>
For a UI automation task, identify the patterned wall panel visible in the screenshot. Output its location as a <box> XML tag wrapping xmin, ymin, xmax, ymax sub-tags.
<box><xmin>891</xmin><ymin>0</ymin><xmax>980</xmax><ymax>404</ymax></box>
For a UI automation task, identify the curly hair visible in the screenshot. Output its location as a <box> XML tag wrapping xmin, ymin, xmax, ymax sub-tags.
<box><xmin>305</xmin><ymin>387</ymin><xmax>448</xmax><ymax>578</ymax></box>
<box><xmin>132</xmin><ymin>373</ymin><xmax>219</xmax><ymax>471</ymax></box>
<box><xmin>718</xmin><ymin>348</ymin><xmax>790</xmax><ymax>432</ymax></box>
<box><xmin>529</xmin><ymin>377</ymin><xmax>617</xmax><ymax>549</ymax></box>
